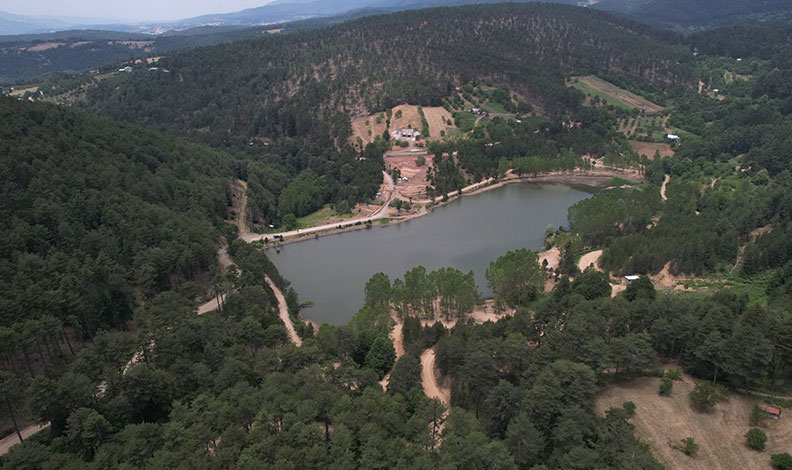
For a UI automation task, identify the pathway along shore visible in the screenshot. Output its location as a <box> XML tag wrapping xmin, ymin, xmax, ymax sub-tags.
<box><xmin>238</xmin><ymin>167</ymin><xmax>639</xmax><ymax>246</ymax></box>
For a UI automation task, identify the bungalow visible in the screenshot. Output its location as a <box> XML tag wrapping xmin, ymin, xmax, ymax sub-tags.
<box><xmin>392</xmin><ymin>128</ymin><xmax>421</xmax><ymax>140</ymax></box>
<box><xmin>760</xmin><ymin>403</ymin><xmax>781</xmax><ymax>419</ymax></box>
<box><xmin>625</xmin><ymin>275</ymin><xmax>641</xmax><ymax>284</ymax></box>
<box><xmin>666</xmin><ymin>134</ymin><xmax>680</xmax><ymax>143</ymax></box>
<box><xmin>118</xmin><ymin>66</ymin><xmax>133</xmax><ymax>73</ymax></box>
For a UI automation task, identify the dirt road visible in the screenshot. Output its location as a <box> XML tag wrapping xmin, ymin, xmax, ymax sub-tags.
<box><xmin>264</xmin><ymin>275</ymin><xmax>301</xmax><ymax>346</ymax></box>
<box><xmin>379</xmin><ymin>315</ymin><xmax>405</xmax><ymax>391</ymax></box>
<box><xmin>197</xmin><ymin>294</ymin><xmax>226</xmax><ymax>315</ymax></box>
<box><xmin>421</xmin><ymin>348</ymin><xmax>450</xmax><ymax>405</ymax></box>
<box><xmin>661</xmin><ymin>174</ymin><xmax>670</xmax><ymax>201</ymax></box>
<box><xmin>0</xmin><ymin>423</ymin><xmax>50</xmax><ymax>456</ymax></box>
<box><xmin>240</xmin><ymin>170</ymin><xmax>395</xmax><ymax>243</ymax></box>
<box><xmin>578</xmin><ymin>250</ymin><xmax>603</xmax><ymax>272</ymax></box>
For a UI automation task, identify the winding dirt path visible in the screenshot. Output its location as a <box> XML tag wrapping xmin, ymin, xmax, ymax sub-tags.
<box><xmin>264</xmin><ymin>275</ymin><xmax>301</xmax><ymax>346</ymax></box>
<box><xmin>240</xmin><ymin>171</ymin><xmax>395</xmax><ymax>243</ymax></box>
<box><xmin>578</xmin><ymin>249</ymin><xmax>603</xmax><ymax>272</ymax></box>
<box><xmin>0</xmin><ymin>423</ymin><xmax>50</xmax><ymax>456</ymax></box>
<box><xmin>661</xmin><ymin>174</ymin><xmax>670</xmax><ymax>201</ymax></box>
<box><xmin>379</xmin><ymin>316</ymin><xmax>404</xmax><ymax>390</ymax></box>
<box><xmin>421</xmin><ymin>348</ymin><xmax>450</xmax><ymax>405</ymax></box>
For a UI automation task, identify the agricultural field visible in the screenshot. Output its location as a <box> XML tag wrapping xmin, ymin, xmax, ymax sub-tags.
<box><xmin>351</xmin><ymin>104</ymin><xmax>454</xmax><ymax>146</ymax></box>
<box><xmin>570</xmin><ymin>75</ymin><xmax>665</xmax><ymax>113</ymax></box>
<box><xmin>596</xmin><ymin>375</ymin><xmax>792</xmax><ymax>470</ymax></box>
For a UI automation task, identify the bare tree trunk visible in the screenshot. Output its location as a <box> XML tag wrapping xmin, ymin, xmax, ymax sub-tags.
<box><xmin>22</xmin><ymin>348</ymin><xmax>35</xmax><ymax>378</ymax></box>
<box><xmin>61</xmin><ymin>327</ymin><xmax>75</xmax><ymax>356</ymax></box>
<box><xmin>4</xmin><ymin>394</ymin><xmax>23</xmax><ymax>444</ymax></box>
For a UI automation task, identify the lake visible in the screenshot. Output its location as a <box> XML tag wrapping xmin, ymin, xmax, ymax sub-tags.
<box><xmin>269</xmin><ymin>183</ymin><xmax>590</xmax><ymax>325</ymax></box>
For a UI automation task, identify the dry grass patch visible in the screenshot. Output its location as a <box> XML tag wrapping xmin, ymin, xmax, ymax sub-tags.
<box><xmin>421</xmin><ymin>106</ymin><xmax>455</xmax><ymax>140</ymax></box>
<box><xmin>630</xmin><ymin>141</ymin><xmax>674</xmax><ymax>159</ymax></box>
<box><xmin>26</xmin><ymin>42</ymin><xmax>64</xmax><ymax>51</ymax></box>
<box><xmin>596</xmin><ymin>376</ymin><xmax>792</xmax><ymax>470</ymax></box>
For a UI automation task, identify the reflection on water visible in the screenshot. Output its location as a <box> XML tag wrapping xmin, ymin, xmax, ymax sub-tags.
<box><xmin>270</xmin><ymin>183</ymin><xmax>590</xmax><ymax>325</ymax></box>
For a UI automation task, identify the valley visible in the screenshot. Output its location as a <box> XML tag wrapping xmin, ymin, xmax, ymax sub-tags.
<box><xmin>2</xmin><ymin>2</ymin><xmax>792</xmax><ymax>469</ymax></box>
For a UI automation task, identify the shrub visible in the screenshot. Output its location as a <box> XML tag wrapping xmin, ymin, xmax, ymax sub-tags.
<box><xmin>689</xmin><ymin>382</ymin><xmax>721</xmax><ymax>411</ymax></box>
<box><xmin>750</xmin><ymin>403</ymin><xmax>764</xmax><ymax>426</ymax></box>
<box><xmin>745</xmin><ymin>428</ymin><xmax>768</xmax><ymax>451</ymax></box>
<box><xmin>682</xmin><ymin>437</ymin><xmax>699</xmax><ymax>456</ymax></box>
<box><xmin>659</xmin><ymin>376</ymin><xmax>673</xmax><ymax>396</ymax></box>
<box><xmin>623</xmin><ymin>401</ymin><xmax>636</xmax><ymax>416</ymax></box>
<box><xmin>415</xmin><ymin>155</ymin><xmax>426</xmax><ymax>166</ymax></box>
<box><xmin>666</xmin><ymin>369</ymin><xmax>683</xmax><ymax>381</ymax></box>
<box><xmin>771</xmin><ymin>453</ymin><xmax>792</xmax><ymax>470</ymax></box>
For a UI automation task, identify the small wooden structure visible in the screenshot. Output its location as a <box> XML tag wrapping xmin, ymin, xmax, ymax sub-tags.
<box><xmin>760</xmin><ymin>403</ymin><xmax>782</xmax><ymax>419</ymax></box>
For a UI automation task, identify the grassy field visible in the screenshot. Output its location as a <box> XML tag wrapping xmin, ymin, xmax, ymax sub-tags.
<box><xmin>572</xmin><ymin>78</ymin><xmax>633</xmax><ymax>111</ymax></box>
<box><xmin>483</xmin><ymin>101</ymin><xmax>509</xmax><ymax>114</ymax></box>
<box><xmin>571</xmin><ymin>76</ymin><xmax>665</xmax><ymax>113</ymax></box>
<box><xmin>296</xmin><ymin>205</ymin><xmax>354</xmax><ymax>229</ymax></box>
<box><xmin>519</xmin><ymin>115</ymin><xmax>550</xmax><ymax>128</ymax></box>
<box><xmin>596</xmin><ymin>375</ymin><xmax>792</xmax><ymax>470</ymax></box>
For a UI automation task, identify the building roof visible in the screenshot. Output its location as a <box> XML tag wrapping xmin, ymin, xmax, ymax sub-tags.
<box><xmin>625</xmin><ymin>275</ymin><xmax>641</xmax><ymax>281</ymax></box>
<box><xmin>760</xmin><ymin>403</ymin><xmax>782</xmax><ymax>415</ymax></box>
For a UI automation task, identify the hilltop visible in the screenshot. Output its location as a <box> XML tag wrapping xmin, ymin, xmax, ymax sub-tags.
<box><xmin>78</xmin><ymin>3</ymin><xmax>692</xmax><ymax>146</ymax></box>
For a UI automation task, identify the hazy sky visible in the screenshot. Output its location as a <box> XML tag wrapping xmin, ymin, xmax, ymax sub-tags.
<box><xmin>7</xmin><ymin>0</ymin><xmax>275</xmax><ymax>22</ymax></box>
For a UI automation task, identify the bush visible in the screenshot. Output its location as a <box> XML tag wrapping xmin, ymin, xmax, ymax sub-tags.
<box><xmin>666</xmin><ymin>369</ymin><xmax>683</xmax><ymax>381</ymax></box>
<box><xmin>682</xmin><ymin>437</ymin><xmax>699</xmax><ymax>456</ymax></box>
<box><xmin>771</xmin><ymin>453</ymin><xmax>792</xmax><ymax>470</ymax></box>
<box><xmin>745</xmin><ymin>428</ymin><xmax>768</xmax><ymax>451</ymax></box>
<box><xmin>689</xmin><ymin>382</ymin><xmax>721</xmax><ymax>411</ymax></box>
<box><xmin>415</xmin><ymin>155</ymin><xmax>426</xmax><ymax>166</ymax></box>
<box><xmin>659</xmin><ymin>376</ymin><xmax>673</xmax><ymax>396</ymax></box>
<box><xmin>623</xmin><ymin>401</ymin><xmax>636</xmax><ymax>416</ymax></box>
<box><xmin>751</xmin><ymin>403</ymin><xmax>764</xmax><ymax>426</ymax></box>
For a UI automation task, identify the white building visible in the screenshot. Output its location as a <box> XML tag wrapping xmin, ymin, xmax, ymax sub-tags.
<box><xmin>392</xmin><ymin>128</ymin><xmax>421</xmax><ymax>140</ymax></box>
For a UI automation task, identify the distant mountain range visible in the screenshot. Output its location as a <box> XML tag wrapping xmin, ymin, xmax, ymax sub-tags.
<box><xmin>0</xmin><ymin>11</ymin><xmax>138</xmax><ymax>35</ymax></box>
<box><xmin>4</xmin><ymin>0</ymin><xmax>792</xmax><ymax>37</ymax></box>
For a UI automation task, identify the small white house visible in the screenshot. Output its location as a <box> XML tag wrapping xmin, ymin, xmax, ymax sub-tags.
<box><xmin>118</xmin><ymin>66</ymin><xmax>133</xmax><ymax>73</ymax></box>
<box><xmin>625</xmin><ymin>275</ymin><xmax>641</xmax><ymax>284</ymax></box>
<box><xmin>666</xmin><ymin>134</ymin><xmax>680</xmax><ymax>142</ymax></box>
<box><xmin>392</xmin><ymin>128</ymin><xmax>421</xmax><ymax>140</ymax></box>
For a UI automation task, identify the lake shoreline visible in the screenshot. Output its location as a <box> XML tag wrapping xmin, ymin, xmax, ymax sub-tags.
<box><xmin>262</xmin><ymin>170</ymin><xmax>633</xmax><ymax>250</ymax></box>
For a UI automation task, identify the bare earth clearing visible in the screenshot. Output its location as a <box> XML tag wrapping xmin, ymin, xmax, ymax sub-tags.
<box><xmin>596</xmin><ymin>376</ymin><xmax>792</xmax><ymax>470</ymax></box>
<box><xmin>578</xmin><ymin>249</ymin><xmax>603</xmax><ymax>272</ymax></box>
<box><xmin>385</xmin><ymin>153</ymin><xmax>433</xmax><ymax>199</ymax></box>
<box><xmin>351</xmin><ymin>104</ymin><xmax>454</xmax><ymax>146</ymax></box>
<box><xmin>630</xmin><ymin>140</ymin><xmax>674</xmax><ymax>159</ymax></box>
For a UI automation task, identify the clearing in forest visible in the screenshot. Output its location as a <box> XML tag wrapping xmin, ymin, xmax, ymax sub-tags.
<box><xmin>595</xmin><ymin>376</ymin><xmax>792</xmax><ymax>470</ymax></box>
<box><xmin>351</xmin><ymin>104</ymin><xmax>454</xmax><ymax>146</ymax></box>
<box><xmin>571</xmin><ymin>76</ymin><xmax>665</xmax><ymax>113</ymax></box>
<box><xmin>384</xmin><ymin>153</ymin><xmax>433</xmax><ymax>200</ymax></box>
<box><xmin>630</xmin><ymin>141</ymin><xmax>674</xmax><ymax>159</ymax></box>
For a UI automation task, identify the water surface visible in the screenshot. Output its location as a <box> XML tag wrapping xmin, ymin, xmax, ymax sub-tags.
<box><xmin>270</xmin><ymin>183</ymin><xmax>589</xmax><ymax>325</ymax></box>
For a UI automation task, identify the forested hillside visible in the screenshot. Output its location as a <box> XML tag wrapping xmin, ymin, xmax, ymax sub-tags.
<box><xmin>597</xmin><ymin>0</ymin><xmax>792</xmax><ymax>28</ymax></box>
<box><xmin>0</xmin><ymin>27</ymin><xmax>275</xmax><ymax>84</ymax></box>
<box><xmin>0</xmin><ymin>97</ymin><xmax>231</xmax><ymax>335</ymax></box>
<box><xmin>79</xmin><ymin>3</ymin><xmax>692</xmax><ymax>147</ymax></box>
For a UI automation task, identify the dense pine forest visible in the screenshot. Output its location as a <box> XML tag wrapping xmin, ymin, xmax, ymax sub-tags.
<box><xmin>3</xmin><ymin>2</ymin><xmax>792</xmax><ymax>469</ymax></box>
<box><xmin>78</xmin><ymin>4</ymin><xmax>692</xmax><ymax>145</ymax></box>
